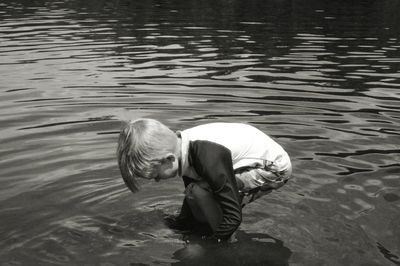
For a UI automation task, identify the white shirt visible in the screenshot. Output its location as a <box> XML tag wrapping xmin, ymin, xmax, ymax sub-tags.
<box><xmin>180</xmin><ymin>123</ymin><xmax>291</xmax><ymax>178</ymax></box>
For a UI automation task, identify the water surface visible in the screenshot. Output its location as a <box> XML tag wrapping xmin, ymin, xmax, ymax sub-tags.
<box><xmin>0</xmin><ymin>0</ymin><xmax>400</xmax><ymax>265</ymax></box>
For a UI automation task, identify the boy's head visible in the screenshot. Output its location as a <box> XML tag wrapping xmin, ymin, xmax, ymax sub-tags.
<box><xmin>117</xmin><ymin>118</ymin><xmax>180</xmax><ymax>192</ymax></box>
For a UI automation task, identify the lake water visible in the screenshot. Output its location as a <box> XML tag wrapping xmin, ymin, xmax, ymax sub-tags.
<box><xmin>1</xmin><ymin>0</ymin><xmax>399</xmax><ymax>265</ymax></box>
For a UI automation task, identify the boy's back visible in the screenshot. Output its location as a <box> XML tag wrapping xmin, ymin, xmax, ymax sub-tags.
<box><xmin>181</xmin><ymin>122</ymin><xmax>288</xmax><ymax>170</ymax></box>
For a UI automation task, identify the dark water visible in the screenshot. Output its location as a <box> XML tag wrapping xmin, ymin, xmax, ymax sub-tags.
<box><xmin>1</xmin><ymin>0</ymin><xmax>400</xmax><ymax>265</ymax></box>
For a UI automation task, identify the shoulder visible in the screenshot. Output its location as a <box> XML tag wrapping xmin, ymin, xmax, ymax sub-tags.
<box><xmin>189</xmin><ymin>140</ymin><xmax>232</xmax><ymax>162</ymax></box>
<box><xmin>188</xmin><ymin>140</ymin><xmax>233</xmax><ymax>191</ymax></box>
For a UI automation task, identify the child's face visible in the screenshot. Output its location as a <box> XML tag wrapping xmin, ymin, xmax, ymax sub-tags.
<box><xmin>151</xmin><ymin>155</ymin><xmax>179</xmax><ymax>182</ymax></box>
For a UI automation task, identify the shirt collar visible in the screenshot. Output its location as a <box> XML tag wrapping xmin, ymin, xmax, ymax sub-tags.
<box><xmin>176</xmin><ymin>130</ymin><xmax>189</xmax><ymax>177</ymax></box>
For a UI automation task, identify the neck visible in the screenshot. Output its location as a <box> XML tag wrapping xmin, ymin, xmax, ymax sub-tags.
<box><xmin>177</xmin><ymin>135</ymin><xmax>182</xmax><ymax>177</ymax></box>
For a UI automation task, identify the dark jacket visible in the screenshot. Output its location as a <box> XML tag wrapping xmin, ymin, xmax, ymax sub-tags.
<box><xmin>184</xmin><ymin>140</ymin><xmax>242</xmax><ymax>239</ymax></box>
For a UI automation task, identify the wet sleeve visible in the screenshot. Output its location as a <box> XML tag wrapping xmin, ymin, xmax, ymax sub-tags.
<box><xmin>189</xmin><ymin>140</ymin><xmax>242</xmax><ymax>240</ymax></box>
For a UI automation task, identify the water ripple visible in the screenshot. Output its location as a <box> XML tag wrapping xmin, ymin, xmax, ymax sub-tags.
<box><xmin>1</xmin><ymin>0</ymin><xmax>400</xmax><ymax>265</ymax></box>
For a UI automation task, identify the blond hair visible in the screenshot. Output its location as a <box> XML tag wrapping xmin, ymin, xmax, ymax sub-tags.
<box><xmin>116</xmin><ymin>119</ymin><xmax>178</xmax><ymax>192</ymax></box>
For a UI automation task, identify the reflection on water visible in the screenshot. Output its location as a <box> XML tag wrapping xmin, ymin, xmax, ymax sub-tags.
<box><xmin>171</xmin><ymin>231</ymin><xmax>291</xmax><ymax>266</ymax></box>
<box><xmin>0</xmin><ymin>0</ymin><xmax>399</xmax><ymax>265</ymax></box>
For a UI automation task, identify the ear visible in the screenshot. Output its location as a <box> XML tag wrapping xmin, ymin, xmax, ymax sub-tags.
<box><xmin>165</xmin><ymin>153</ymin><xmax>176</xmax><ymax>162</ymax></box>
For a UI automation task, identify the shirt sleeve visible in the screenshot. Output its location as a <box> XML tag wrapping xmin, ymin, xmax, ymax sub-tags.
<box><xmin>189</xmin><ymin>140</ymin><xmax>242</xmax><ymax>240</ymax></box>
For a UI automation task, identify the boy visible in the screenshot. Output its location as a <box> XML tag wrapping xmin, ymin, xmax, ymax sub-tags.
<box><xmin>117</xmin><ymin>119</ymin><xmax>292</xmax><ymax>241</ymax></box>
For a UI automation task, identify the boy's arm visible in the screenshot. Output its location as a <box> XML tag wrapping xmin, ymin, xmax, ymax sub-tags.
<box><xmin>189</xmin><ymin>140</ymin><xmax>242</xmax><ymax>240</ymax></box>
